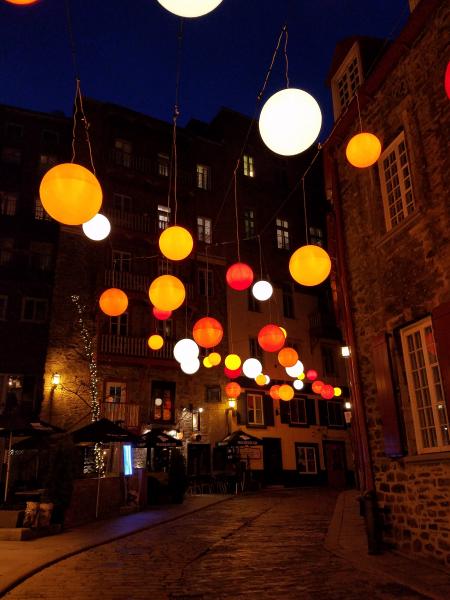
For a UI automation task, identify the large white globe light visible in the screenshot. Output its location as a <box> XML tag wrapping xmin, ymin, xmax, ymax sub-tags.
<box><xmin>157</xmin><ymin>0</ymin><xmax>223</xmax><ymax>18</ymax></box>
<box><xmin>180</xmin><ymin>358</ymin><xmax>200</xmax><ymax>375</ymax></box>
<box><xmin>252</xmin><ymin>280</ymin><xmax>273</xmax><ymax>301</ymax></box>
<box><xmin>293</xmin><ymin>379</ymin><xmax>304</xmax><ymax>390</ymax></box>
<box><xmin>259</xmin><ymin>88</ymin><xmax>322</xmax><ymax>156</ymax></box>
<box><xmin>174</xmin><ymin>338</ymin><xmax>199</xmax><ymax>363</ymax></box>
<box><xmin>243</xmin><ymin>358</ymin><xmax>263</xmax><ymax>379</ymax></box>
<box><xmin>82</xmin><ymin>214</ymin><xmax>111</xmax><ymax>241</ymax></box>
<box><xmin>286</xmin><ymin>360</ymin><xmax>304</xmax><ymax>378</ymax></box>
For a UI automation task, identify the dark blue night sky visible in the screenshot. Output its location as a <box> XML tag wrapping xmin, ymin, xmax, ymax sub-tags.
<box><xmin>1</xmin><ymin>0</ymin><xmax>409</xmax><ymax>136</ymax></box>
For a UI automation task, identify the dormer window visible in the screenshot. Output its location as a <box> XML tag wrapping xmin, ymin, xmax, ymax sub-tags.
<box><xmin>331</xmin><ymin>42</ymin><xmax>363</xmax><ymax>120</ymax></box>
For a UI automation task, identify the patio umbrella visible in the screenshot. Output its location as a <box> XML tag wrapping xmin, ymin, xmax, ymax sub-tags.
<box><xmin>217</xmin><ymin>429</ymin><xmax>262</xmax><ymax>447</ymax></box>
<box><xmin>140</xmin><ymin>429</ymin><xmax>182</xmax><ymax>448</ymax></box>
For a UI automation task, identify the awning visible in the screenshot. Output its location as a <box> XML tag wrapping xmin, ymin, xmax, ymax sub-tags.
<box><xmin>139</xmin><ymin>429</ymin><xmax>182</xmax><ymax>448</ymax></box>
<box><xmin>217</xmin><ymin>429</ymin><xmax>262</xmax><ymax>447</ymax></box>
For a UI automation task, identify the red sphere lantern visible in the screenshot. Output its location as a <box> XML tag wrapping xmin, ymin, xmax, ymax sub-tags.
<box><xmin>224</xmin><ymin>367</ymin><xmax>242</xmax><ymax>379</ymax></box>
<box><xmin>306</xmin><ymin>369</ymin><xmax>318</xmax><ymax>381</ymax></box>
<box><xmin>225</xmin><ymin>382</ymin><xmax>241</xmax><ymax>398</ymax></box>
<box><xmin>321</xmin><ymin>384</ymin><xmax>335</xmax><ymax>400</ymax></box>
<box><xmin>153</xmin><ymin>307</ymin><xmax>172</xmax><ymax>320</ymax></box>
<box><xmin>278</xmin><ymin>347</ymin><xmax>299</xmax><ymax>368</ymax></box>
<box><xmin>445</xmin><ymin>62</ymin><xmax>450</xmax><ymax>100</ymax></box>
<box><xmin>193</xmin><ymin>317</ymin><xmax>224</xmax><ymax>349</ymax></box>
<box><xmin>99</xmin><ymin>288</ymin><xmax>128</xmax><ymax>317</ymax></box>
<box><xmin>269</xmin><ymin>385</ymin><xmax>281</xmax><ymax>400</ymax></box>
<box><xmin>258</xmin><ymin>324</ymin><xmax>285</xmax><ymax>352</ymax></box>
<box><xmin>226</xmin><ymin>262</ymin><xmax>254</xmax><ymax>291</ymax></box>
<box><xmin>311</xmin><ymin>380</ymin><xmax>325</xmax><ymax>394</ymax></box>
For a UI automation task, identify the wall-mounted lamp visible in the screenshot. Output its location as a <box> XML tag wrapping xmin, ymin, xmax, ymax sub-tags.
<box><xmin>198</xmin><ymin>407</ymin><xmax>204</xmax><ymax>414</ymax></box>
<box><xmin>227</xmin><ymin>399</ymin><xmax>237</xmax><ymax>409</ymax></box>
<box><xmin>51</xmin><ymin>373</ymin><xmax>61</xmax><ymax>386</ymax></box>
<box><xmin>341</xmin><ymin>346</ymin><xmax>351</xmax><ymax>358</ymax></box>
<box><xmin>344</xmin><ymin>401</ymin><xmax>352</xmax><ymax>410</ymax></box>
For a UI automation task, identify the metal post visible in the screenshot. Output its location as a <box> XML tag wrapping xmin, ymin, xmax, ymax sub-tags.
<box><xmin>4</xmin><ymin>431</ymin><xmax>12</xmax><ymax>504</ymax></box>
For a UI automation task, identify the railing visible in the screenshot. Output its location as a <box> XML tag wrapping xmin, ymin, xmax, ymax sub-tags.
<box><xmin>103</xmin><ymin>207</ymin><xmax>154</xmax><ymax>233</ymax></box>
<box><xmin>104</xmin><ymin>270</ymin><xmax>150</xmax><ymax>293</ymax></box>
<box><xmin>100</xmin><ymin>402</ymin><xmax>140</xmax><ymax>429</ymax></box>
<box><xmin>100</xmin><ymin>335</ymin><xmax>175</xmax><ymax>360</ymax></box>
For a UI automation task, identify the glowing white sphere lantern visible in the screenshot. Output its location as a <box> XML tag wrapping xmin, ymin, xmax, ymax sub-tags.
<box><xmin>242</xmin><ymin>358</ymin><xmax>263</xmax><ymax>379</ymax></box>
<box><xmin>293</xmin><ymin>379</ymin><xmax>304</xmax><ymax>391</ymax></box>
<box><xmin>252</xmin><ymin>280</ymin><xmax>273</xmax><ymax>301</ymax></box>
<box><xmin>180</xmin><ymin>358</ymin><xmax>200</xmax><ymax>375</ymax></box>
<box><xmin>173</xmin><ymin>338</ymin><xmax>199</xmax><ymax>363</ymax></box>
<box><xmin>82</xmin><ymin>213</ymin><xmax>111</xmax><ymax>241</ymax></box>
<box><xmin>157</xmin><ymin>0</ymin><xmax>223</xmax><ymax>18</ymax></box>
<box><xmin>264</xmin><ymin>375</ymin><xmax>271</xmax><ymax>385</ymax></box>
<box><xmin>286</xmin><ymin>360</ymin><xmax>304</xmax><ymax>378</ymax></box>
<box><xmin>259</xmin><ymin>88</ymin><xmax>322</xmax><ymax>156</ymax></box>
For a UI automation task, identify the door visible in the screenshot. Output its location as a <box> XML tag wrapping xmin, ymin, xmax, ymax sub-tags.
<box><xmin>187</xmin><ymin>443</ymin><xmax>211</xmax><ymax>476</ymax></box>
<box><xmin>262</xmin><ymin>437</ymin><xmax>283</xmax><ymax>484</ymax></box>
<box><xmin>324</xmin><ymin>440</ymin><xmax>347</xmax><ymax>488</ymax></box>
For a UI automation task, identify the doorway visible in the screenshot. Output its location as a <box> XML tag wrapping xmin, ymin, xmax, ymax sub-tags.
<box><xmin>262</xmin><ymin>437</ymin><xmax>283</xmax><ymax>485</ymax></box>
<box><xmin>323</xmin><ymin>440</ymin><xmax>347</xmax><ymax>488</ymax></box>
<box><xmin>187</xmin><ymin>443</ymin><xmax>211</xmax><ymax>476</ymax></box>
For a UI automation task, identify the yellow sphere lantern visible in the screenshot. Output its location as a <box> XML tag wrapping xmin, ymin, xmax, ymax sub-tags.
<box><xmin>148</xmin><ymin>335</ymin><xmax>164</xmax><ymax>350</ymax></box>
<box><xmin>203</xmin><ymin>356</ymin><xmax>213</xmax><ymax>369</ymax></box>
<box><xmin>289</xmin><ymin>245</ymin><xmax>331</xmax><ymax>287</ymax></box>
<box><xmin>334</xmin><ymin>387</ymin><xmax>343</xmax><ymax>397</ymax></box>
<box><xmin>279</xmin><ymin>384</ymin><xmax>294</xmax><ymax>401</ymax></box>
<box><xmin>346</xmin><ymin>132</ymin><xmax>382</xmax><ymax>168</ymax></box>
<box><xmin>149</xmin><ymin>275</ymin><xmax>185</xmax><ymax>311</ymax></box>
<box><xmin>99</xmin><ymin>288</ymin><xmax>128</xmax><ymax>317</ymax></box>
<box><xmin>39</xmin><ymin>163</ymin><xmax>102</xmax><ymax>225</ymax></box>
<box><xmin>157</xmin><ymin>0</ymin><xmax>223</xmax><ymax>18</ymax></box>
<box><xmin>280</xmin><ymin>327</ymin><xmax>287</xmax><ymax>338</ymax></box>
<box><xmin>225</xmin><ymin>354</ymin><xmax>241</xmax><ymax>370</ymax></box>
<box><xmin>255</xmin><ymin>374</ymin><xmax>266</xmax><ymax>386</ymax></box>
<box><xmin>208</xmin><ymin>352</ymin><xmax>221</xmax><ymax>366</ymax></box>
<box><xmin>159</xmin><ymin>225</ymin><xmax>193</xmax><ymax>261</ymax></box>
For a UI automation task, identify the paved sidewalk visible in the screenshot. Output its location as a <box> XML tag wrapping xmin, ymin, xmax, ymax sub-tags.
<box><xmin>325</xmin><ymin>489</ymin><xmax>450</xmax><ymax>600</ymax></box>
<box><xmin>0</xmin><ymin>494</ymin><xmax>231</xmax><ymax>597</ymax></box>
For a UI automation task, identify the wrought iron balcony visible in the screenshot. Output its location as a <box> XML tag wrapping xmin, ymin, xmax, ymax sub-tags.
<box><xmin>100</xmin><ymin>334</ymin><xmax>175</xmax><ymax>360</ymax></box>
<box><xmin>103</xmin><ymin>207</ymin><xmax>154</xmax><ymax>234</ymax></box>
<box><xmin>104</xmin><ymin>269</ymin><xmax>150</xmax><ymax>293</ymax></box>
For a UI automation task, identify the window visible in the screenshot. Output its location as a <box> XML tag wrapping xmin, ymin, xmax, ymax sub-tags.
<box><xmin>327</xmin><ymin>401</ymin><xmax>344</xmax><ymax>427</ymax></box>
<box><xmin>39</xmin><ymin>154</ymin><xmax>58</xmax><ymax>169</ymax></box>
<box><xmin>244</xmin><ymin>209</ymin><xmax>255</xmax><ymax>237</ymax></box>
<box><xmin>196</xmin><ymin>164</ymin><xmax>211</xmax><ymax>190</ymax></box>
<box><xmin>296</xmin><ymin>445</ymin><xmax>318</xmax><ymax>474</ymax></box>
<box><xmin>198</xmin><ymin>268</ymin><xmax>214</xmax><ymax>297</ymax></box>
<box><xmin>110</xmin><ymin>313</ymin><xmax>128</xmax><ymax>336</ymax></box>
<box><xmin>112</xmin><ymin>250</ymin><xmax>131</xmax><ymax>272</ymax></box>
<box><xmin>114</xmin><ymin>139</ymin><xmax>132</xmax><ymax>168</ymax></box>
<box><xmin>197</xmin><ymin>216</ymin><xmax>212</xmax><ymax>243</ymax></box>
<box><xmin>105</xmin><ymin>381</ymin><xmax>126</xmax><ymax>403</ymax></box>
<box><xmin>158</xmin><ymin>205</ymin><xmax>171</xmax><ymax>231</ymax></box>
<box><xmin>158</xmin><ymin>153</ymin><xmax>169</xmax><ymax>177</ymax></box>
<box><xmin>276</xmin><ymin>218</ymin><xmax>289</xmax><ymax>250</ymax></box>
<box><xmin>206</xmin><ymin>385</ymin><xmax>221</xmax><ymax>403</ymax></box>
<box><xmin>400</xmin><ymin>318</ymin><xmax>450</xmax><ymax>452</ymax></box>
<box><xmin>249</xmin><ymin>337</ymin><xmax>264</xmax><ymax>366</ymax></box>
<box><xmin>331</xmin><ymin>43</ymin><xmax>362</xmax><ymax>118</ymax></box>
<box><xmin>42</xmin><ymin>129</ymin><xmax>59</xmax><ymax>145</ymax></box>
<box><xmin>5</xmin><ymin>123</ymin><xmax>23</xmax><ymax>142</ymax></box>
<box><xmin>34</xmin><ymin>197</ymin><xmax>51</xmax><ymax>221</ymax></box>
<box><xmin>321</xmin><ymin>346</ymin><xmax>337</xmax><ymax>377</ymax></box>
<box><xmin>0</xmin><ymin>192</ymin><xmax>17</xmax><ymax>216</ymax></box>
<box><xmin>21</xmin><ymin>298</ymin><xmax>48</xmax><ymax>323</ymax></box>
<box><xmin>248</xmin><ymin>290</ymin><xmax>261</xmax><ymax>313</ymax></box>
<box><xmin>0</xmin><ymin>295</ymin><xmax>7</xmax><ymax>320</ymax></box>
<box><xmin>247</xmin><ymin>393</ymin><xmax>264</xmax><ymax>425</ymax></box>
<box><xmin>1</xmin><ymin>147</ymin><xmax>21</xmax><ymax>164</ymax></box>
<box><xmin>282</xmin><ymin>283</ymin><xmax>294</xmax><ymax>319</ymax></box>
<box><xmin>290</xmin><ymin>398</ymin><xmax>307</xmax><ymax>425</ymax></box>
<box><xmin>112</xmin><ymin>193</ymin><xmax>132</xmax><ymax>213</ymax></box>
<box><xmin>379</xmin><ymin>133</ymin><xmax>415</xmax><ymax>230</ymax></box>
<box><xmin>243</xmin><ymin>155</ymin><xmax>255</xmax><ymax>178</ymax></box>
<box><xmin>309</xmin><ymin>227</ymin><xmax>324</xmax><ymax>247</ymax></box>
<box><xmin>156</xmin><ymin>319</ymin><xmax>173</xmax><ymax>339</ymax></box>
<box><xmin>29</xmin><ymin>242</ymin><xmax>53</xmax><ymax>271</ymax></box>
<box><xmin>0</xmin><ymin>238</ymin><xmax>13</xmax><ymax>265</ymax></box>
<box><xmin>150</xmin><ymin>380</ymin><xmax>175</xmax><ymax>423</ymax></box>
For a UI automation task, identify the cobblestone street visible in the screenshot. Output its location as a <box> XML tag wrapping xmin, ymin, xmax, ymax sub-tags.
<box><xmin>2</xmin><ymin>488</ymin><xmax>436</xmax><ymax>600</ymax></box>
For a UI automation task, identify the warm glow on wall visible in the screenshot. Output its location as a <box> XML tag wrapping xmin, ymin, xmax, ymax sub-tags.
<box><xmin>158</xmin><ymin>225</ymin><xmax>193</xmax><ymax>261</ymax></box>
<box><xmin>346</xmin><ymin>132</ymin><xmax>382</xmax><ymax>168</ymax></box>
<box><xmin>289</xmin><ymin>245</ymin><xmax>331</xmax><ymax>287</ymax></box>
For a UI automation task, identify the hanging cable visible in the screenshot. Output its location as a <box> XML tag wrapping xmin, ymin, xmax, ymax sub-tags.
<box><xmin>205</xmin><ymin>246</ymin><xmax>210</xmax><ymax>316</ymax></box>
<box><xmin>257</xmin><ymin>235</ymin><xmax>263</xmax><ymax>280</ymax></box>
<box><xmin>355</xmin><ymin>91</ymin><xmax>363</xmax><ymax>133</ymax></box>
<box><xmin>234</xmin><ymin>173</ymin><xmax>241</xmax><ymax>261</ymax></box>
<box><xmin>302</xmin><ymin>177</ymin><xmax>309</xmax><ymax>245</ymax></box>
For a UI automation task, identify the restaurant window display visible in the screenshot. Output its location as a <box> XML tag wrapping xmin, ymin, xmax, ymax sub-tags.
<box><xmin>150</xmin><ymin>381</ymin><xmax>175</xmax><ymax>424</ymax></box>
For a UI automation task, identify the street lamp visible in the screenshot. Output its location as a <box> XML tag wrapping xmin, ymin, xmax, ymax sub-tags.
<box><xmin>341</xmin><ymin>345</ymin><xmax>351</xmax><ymax>357</ymax></box>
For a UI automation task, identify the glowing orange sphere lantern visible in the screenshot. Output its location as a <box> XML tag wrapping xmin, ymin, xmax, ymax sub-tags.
<box><xmin>279</xmin><ymin>384</ymin><xmax>294</xmax><ymax>401</ymax></box>
<box><xmin>278</xmin><ymin>347</ymin><xmax>298</xmax><ymax>368</ymax></box>
<box><xmin>289</xmin><ymin>245</ymin><xmax>331</xmax><ymax>287</ymax></box>
<box><xmin>39</xmin><ymin>163</ymin><xmax>102</xmax><ymax>226</ymax></box>
<box><xmin>225</xmin><ymin>382</ymin><xmax>241</xmax><ymax>399</ymax></box>
<box><xmin>153</xmin><ymin>307</ymin><xmax>172</xmax><ymax>320</ymax></box>
<box><xmin>158</xmin><ymin>225</ymin><xmax>193</xmax><ymax>261</ymax></box>
<box><xmin>311</xmin><ymin>380</ymin><xmax>325</xmax><ymax>394</ymax></box>
<box><xmin>208</xmin><ymin>352</ymin><xmax>221</xmax><ymax>366</ymax></box>
<box><xmin>224</xmin><ymin>366</ymin><xmax>242</xmax><ymax>379</ymax></box>
<box><xmin>346</xmin><ymin>132</ymin><xmax>382</xmax><ymax>168</ymax></box>
<box><xmin>226</xmin><ymin>262</ymin><xmax>254</xmax><ymax>291</ymax></box>
<box><xmin>193</xmin><ymin>317</ymin><xmax>224</xmax><ymax>349</ymax></box>
<box><xmin>307</xmin><ymin>369</ymin><xmax>318</xmax><ymax>381</ymax></box>
<box><xmin>148</xmin><ymin>335</ymin><xmax>164</xmax><ymax>350</ymax></box>
<box><xmin>149</xmin><ymin>275</ymin><xmax>185</xmax><ymax>311</ymax></box>
<box><xmin>255</xmin><ymin>374</ymin><xmax>266</xmax><ymax>386</ymax></box>
<box><xmin>258</xmin><ymin>324</ymin><xmax>285</xmax><ymax>352</ymax></box>
<box><xmin>321</xmin><ymin>384</ymin><xmax>335</xmax><ymax>400</ymax></box>
<box><xmin>5</xmin><ymin>0</ymin><xmax>39</xmax><ymax>4</ymax></box>
<box><xmin>99</xmin><ymin>288</ymin><xmax>128</xmax><ymax>317</ymax></box>
<box><xmin>270</xmin><ymin>385</ymin><xmax>281</xmax><ymax>400</ymax></box>
<box><xmin>446</xmin><ymin>62</ymin><xmax>450</xmax><ymax>100</ymax></box>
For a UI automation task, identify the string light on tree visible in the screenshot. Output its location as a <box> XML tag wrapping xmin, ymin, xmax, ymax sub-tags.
<box><xmin>157</xmin><ymin>0</ymin><xmax>223</xmax><ymax>18</ymax></box>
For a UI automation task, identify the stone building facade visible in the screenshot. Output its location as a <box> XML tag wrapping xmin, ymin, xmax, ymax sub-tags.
<box><xmin>324</xmin><ymin>0</ymin><xmax>450</xmax><ymax>566</ymax></box>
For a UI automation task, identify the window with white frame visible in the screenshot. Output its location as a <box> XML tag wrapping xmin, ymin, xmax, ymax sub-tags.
<box><xmin>244</xmin><ymin>209</ymin><xmax>255</xmax><ymax>237</ymax></box>
<box><xmin>112</xmin><ymin>250</ymin><xmax>131</xmax><ymax>272</ymax></box>
<box><xmin>290</xmin><ymin>398</ymin><xmax>307</xmax><ymax>425</ymax></box>
<box><xmin>197</xmin><ymin>216</ymin><xmax>212</xmax><ymax>243</ymax></box>
<box><xmin>105</xmin><ymin>381</ymin><xmax>126</xmax><ymax>403</ymax></box>
<box><xmin>196</xmin><ymin>164</ymin><xmax>211</xmax><ymax>190</ymax></box>
<box><xmin>158</xmin><ymin>153</ymin><xmax>169</xmax><ymax>177</ymax></box>
<box><xmin>21</xmin><ymin>298</ymin><xmax>48</xmax><ymax>323</ymax></box>
<box><xmin>243</xmin><ymin>155</ymin><xmax>255</xmax><ymax>177</ymax></box>
<box><xmin>0</xmin><ymin>295</ymin><xmax>7</xmax><ymax>320</ymax></box>
<box><xmin>0</xmin><ymin>192</ymin><xmax>17</xmax><ymax>216</ymax></box>
<box><xmin>327</xmin><ymin>401</ymin><xmax>344</xmax><ymax>427</ymax></box>
<box><xmin>110</xmin><ymin>313</ymin><xmax>128</xmax><ymax>337</ymax></box>
<box><xmin>276</xmin><ymin>218</ymin><xmax>290</xmax><ymax>250</ymax></box>
<box><xmin>400</xmin><ymin>318</ymin><xmax>450</xmax><ymax>453</ymax></box>
<box><xmin>296</xmin><ymin>445</ymin><xmax>318</xmax><ymax>474</ymax></box>
<box><xmin>112</xmin><ymin>193</ymin><xmax>132</xmax><ymax>213</ymax></box>
<box><xmin>247</xmin><ymin>393</ymin><xmax>264</xmax><ymax>425</ymax></box>
<box><xmin>379</xmin><ymin>133</ymin><xmax>415</xmax><ymax>230</ymax></box>
<box><xmin>331</xmin><ymin>43</ymin><xmax>362</xmax><ymax>119</ymax></box>
<box><xmin>114</xmin><ymin>139</ymin><xmax>132</xmax><ymax>167</ymax></box>
<box><xmin>34</xmin><ymin>197</ymin><xmax>51</xmax><ymax>221</ymax></box>
<box><xmin>158</xmin><ymin>205</ymin><xmax>171</xmax><ymax>231</ymax></box>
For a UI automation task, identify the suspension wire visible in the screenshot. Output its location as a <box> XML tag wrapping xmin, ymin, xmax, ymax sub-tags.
<box><xmin>234</xmin><ymin>173</ymin><xmax>241</xmax><ymax>261</ymax></box>
<box><xmin>355</xmin><ymin>91</ymin><xmax>363</xmax><ymax>133</ymax></box>
<box><xmin>302</xmin><ymin>177</ymin><xmax>309</xmax><ymax>245</ymax></box>
<box><xmin>64</xmin><ymin>0</ymin><xmax>79</xmax><ymax>79</ymax></box>
<box><xmin>257</xmin><ymin>235</ymin><xmax>263</xmax><ymax>280</ymax></box>
<box><xmin>205</xmin><ymin>246</ymin><xmax>210</xmax><ymax>316</ymax></box>
<box><xmin>283</xmin><ymin>26</ymin><xmax>290</xmax><ymax>88</ymax></box>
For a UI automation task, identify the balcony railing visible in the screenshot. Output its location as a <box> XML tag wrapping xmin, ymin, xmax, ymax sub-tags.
<box><xmin>100</xmin><ymin>402</ymin><xmax>140</xmax><ymax>429</ymax></box>
<box><xmin>104</xmin><ymin>269</ymin><xmax>150</xmax><ymax>293</ymax></box>
<box><xmin>100</xmin><ymin>334</ymin><xmax>175</xmax><ymax>360</ymax></box>
<box><xmin>103</xmin><ymin>207</ymin><xmax>154</xmax><ymax>234</ymax></box>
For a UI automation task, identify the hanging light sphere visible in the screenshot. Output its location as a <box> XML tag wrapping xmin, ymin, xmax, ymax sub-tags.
<box><xmin>173</xmin><ymin>338</ymin><xmax>199</xmax><ymax>363</ymax></box>
<box><xmin>445</xmin><ymin>62</ymin><xmax>450</xmax><ymax>100</ymax></box>
<box><xmin>255</xmin><ymin>374</ymin><xmax>266</xmax><ymax>386</ymax></box>
<box><xmin>224</xmin><ymin>366</ymin><xmax>242</xmax><ymax>379</ymax></box>
<box><xmin>243</xmin><ymin>358</ymin><xmax>263</xmax><ymax>379</ymax></box>
<box><xmin>157</xmin><ymin>0</ymin><xmax>223</xmax><ymax>18</ymax></box>
<box><xmin>225</xmin><ymin>354</ymin><xmax>241</xmax><ymax>370</ymax></box>
<box><xmin>208</xmin><ymin>352</ymin><xmax>221</xmax><ymax>366</ymax></box>
<box><xmin>252</xmin><ymin>280</ymin><xmax>273</xmax><ymax>301</ymax></box>
<box><xmin>312</xmin><ymin>380</ymin><xmax>325</xmax><ymax>394</ymax></box>
<box><xmin>280</xmin><ymin>327</ymin><xmax>287</xmax><ymax>338</ymax></box>
<box><xmin>225</xmin><ymin>382</ymin><xmax>241</xmax><ymax>398</ymax></box>
<box><xmin>285</xmin><ymin>360</ymin><xmax>304</xmax><ymax>378</ymax></box>
<box><xmin>321</xmin><ymin>384</ymin><xmax>335</xmax><ymax>400</ymax></box>
<box><xmin>5</xmin><ymin>1</ymin><xmax>39</xmax><ymax>5</ymax></box>
<box><xmin>278</xmin><ymin>347</ymin><xmax>299</xmax><ymax>368</ymax></box>
<box><xmin>279</xmin><ymin>384</ymin><xmax>295</xmax><ymax>401</ymax></box>
<box><xmin>149</xmin><ymin>275</ymin><xmax>185</xmax><ymax>311</ymax></box>
<box><xmin>289</xmin><ymin>245</ymin><xmax>331</xmax><ymax>287</ymax></box>
<box><xmin>82</xmin><ymin>213</ymin><xmax>111</xmax><ymax>241</ymax></box>
<box><xmin>299</xmin><ymin>372</ymin><xmax>306</xmax><ymax>380</ymax></box>
<box><xmin>258</xmin><ymin>324</ymin><xmax>285</xmax><ymax>352</ymax></box>
<box><xmin>148</xmin><ymin>335</ymin><xmax>164</xmax><ymax>351</ymax></box>
<box><xmin>265</xmin><ymin>375</ymin><xmax>271</xmax><ymax>385</ymax></box>
<box><xmin>259</xmin><ymin>88</ymin><xmax>322</xmax><ymax>156</ymax></box>
<box><xmin>99</xmin><ymin>288</ymin><xmax>128</xmax><ymax>317</ymax></box>
<box><xmin>226</xmin><ymin>262</ymin><xmax>254</xmax><ymax>291</ymax></box>
<box><xmin>307</xmin><ymin>369</ymin><xmax>318</xmax><ymax>381</ymax></box>
<box><xmin>193</xmin><ymin>317</ymin><xmax>224</xmax><ymax>349</ymax></box>
<box><xmin>293</xmin><ymin>379</ymin><xmax>304</xmax><ymax>391</ymax></box>
<box><xmin>181</xmin><ymin>358</ymin><xmax>200</xmax><ymax>375</ymax></box>
<box><xmin>203</xmin><ymin>356</ymin><xmax>213</xmax><ymax>369</ymax></box>
<box><xmin>152</xmin><ymin>307</ymin><xmax>172</xmax><ymax>320</ymax></box>
<box><xmin>269</xmin><ymin>385</ymin><xmax>281</xmax><ymax>400</ymax></box>
<box><xmin>334</xmin><ymin>387</ymin><xmax>343</xmax><ymax>397</ymax></box>
<box><xmin>346</xmin><ymin>132</ymin><xmax>382</xmax><ymax>168</ymax></box>
<box><xmin>39</xmin><ymin>163</ymin><xmax>102</xmax><ymax>226</ymax></box>
<box><xmin>158</xmin><ymin>225</ymin><xmax>193</xmax><ymax>261</ymax></box>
